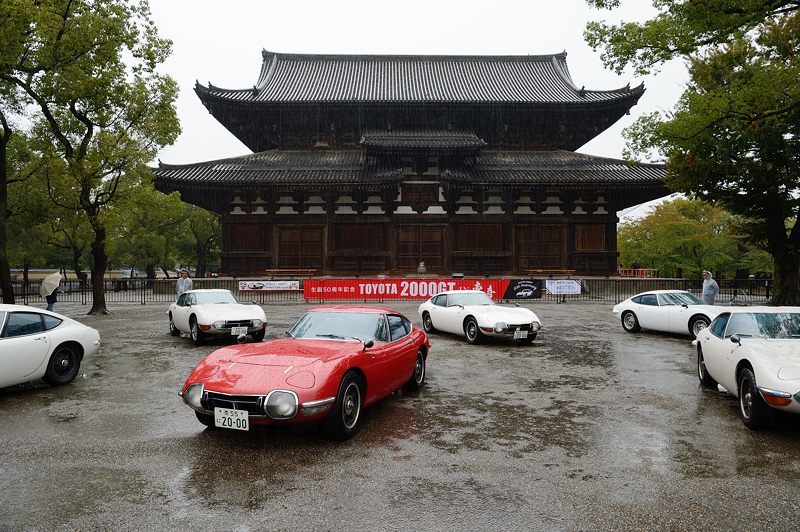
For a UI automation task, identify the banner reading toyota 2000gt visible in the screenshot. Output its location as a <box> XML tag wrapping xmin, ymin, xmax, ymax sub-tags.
<box><xmin>305</xmin><ymin>278</ymin><xmax>512</xmax><ymax>301</ymax></box>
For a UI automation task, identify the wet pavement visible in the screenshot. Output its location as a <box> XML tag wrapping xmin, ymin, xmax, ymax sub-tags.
<box><xmin>1</xmin><ymin>299</ymin><xmax>799</xmax><ymax>531</ymax></box>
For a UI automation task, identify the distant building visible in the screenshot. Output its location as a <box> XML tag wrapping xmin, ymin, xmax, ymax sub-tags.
<box><xmin>154</xmin><ymin>50</ymin><xmax>666</xmax><ymax>276</ymax></box>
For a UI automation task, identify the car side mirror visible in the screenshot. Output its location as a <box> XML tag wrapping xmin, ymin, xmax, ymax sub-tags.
<box><xmin>730</xmin><ymin>334</ymin><xmax>741</xmax><ymax>345</ymax></box>
<box><xmin>682</xmin><ymin>304</ymin><xmax>688</xmax><ymax>308</ymax></box>
<box><xmin>363</xmin><ymin>339</ymin><xmax>374</xmax><ymax>350</ymax></box>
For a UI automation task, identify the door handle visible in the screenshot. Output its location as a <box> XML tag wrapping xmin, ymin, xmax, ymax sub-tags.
<box><xmin>34</xmin><ymin>336</ymin><xmax>47</xmax><ymax>341</ymax></box>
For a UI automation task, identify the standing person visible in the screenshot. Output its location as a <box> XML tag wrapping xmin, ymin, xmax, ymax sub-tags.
<box><xmin>702</xmin><ymin>270</ymin><xmax>719</xmax><ymax>305</ymax></box>
<box><xmin>40</xmin><ymin>272</ymin><xmax>63</xmax><ymax>312</ymax></box>
<box><xmin>45</xmin><ymin>288</ymin><xmax>58</xmax><ymax>312</ymax></box>
<box><xmin>176</xmin><ymin>268</ymin><xmax>193</xmax><ymax>296</ymax></box>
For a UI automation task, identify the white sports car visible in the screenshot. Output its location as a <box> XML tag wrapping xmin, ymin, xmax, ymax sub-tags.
<box><xmin>0</xmin><ymin>304</ymin><xmax>100</xmax><ymax>389</ymax></box>
<box><xmin>612</xmin><ymin>290</ymin><xmax>723</xmax><ymax>338</ymax></box>
<box><xmin>168</xmin><ymin>289</ymin><xmax>267</xmax><ymax>345</ymax></box>
<box><xmin>694</xmin><ymin>307</ymin><xmax>800</xmax><ymax>429</ymax></box>
<box><xmin>418</xmin><ymin>289</ymin><xmax>542</xmax><ymax>344</ymax></box>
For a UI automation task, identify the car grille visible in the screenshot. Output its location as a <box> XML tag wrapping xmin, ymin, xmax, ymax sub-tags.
<box><xmin>203</xmin><ymin>391</ymin><xmax>263</xmax><ymax>415</ymax></box>
<box><xmin>508</xmin><ymin>323</ymin><xmax>534</xmax><ymax>332</ymax></box>
<box><xmin>223</xmin><ymin>320</ymin><xmax>252</xmax><ymax>328</ymax></box>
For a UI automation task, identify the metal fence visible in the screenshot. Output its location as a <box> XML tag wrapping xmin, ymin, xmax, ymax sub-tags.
<box><xmin>8</xmin><ymin>277</ymin><xmax>773</xmax><ymax>306</ymax></box>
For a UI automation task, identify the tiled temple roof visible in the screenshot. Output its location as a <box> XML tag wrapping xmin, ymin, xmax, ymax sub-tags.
<box><xmin>195</xmin><ymin>50</ymin><xmax>643</xmax><ymax>105</ymax></box>
<box><xmin>360</xmin><ymin>130</ymin><xmax>487</xmax><ymax>150</ymax></box>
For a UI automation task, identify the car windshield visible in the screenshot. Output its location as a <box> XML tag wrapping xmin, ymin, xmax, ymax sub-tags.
<box><xmin>659</xmin><ymin>292</ymin><xmax>703</xmax><ymax>305</ymax></box>
<box><xmin>194</xmin><ymin>291</ymin><xmax>239</xmax><ymax>305</ymax></box>
<box><xmin>728</xmin><ymin>312</ymin><xmax>800</xmax><ymax>339</ymax></box>
<box><xmin>447</xmin><ymin>292</ymin><xmax>494</xmax><ymax>306</ymax></box>
<box><xmin>288</xmin><ymin>311</ymin><xmax>385</xmax><ymax>341</ymax></box>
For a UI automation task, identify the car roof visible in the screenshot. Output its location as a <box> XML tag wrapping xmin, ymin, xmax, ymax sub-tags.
<box><xmin>634</xmin><ymin>290</ymin><xmax>691</xmax><ymax>296</ymax></box>
<box><xmin>716</xmin><ymin>306</ymin><xmax>800</xmax><ymax>314</ymax></box>
<box><xmin>434</xmin><ymin>290</ymin><xmax>486</xmax><ymax>296</ymax></box>
<box><xmin>309</xmin><ymin>305</ymin><xmax>402</xmax><ymax>314</ymax></box>
<box><xmin>185</xmin><ymin>289</ymin><xmax>232</xmax><ymax>294</ymax></box>
<box><xmin>0</xmin><ymin>303</ymin><xmax>55</xmax><ymax>313</ymax></box>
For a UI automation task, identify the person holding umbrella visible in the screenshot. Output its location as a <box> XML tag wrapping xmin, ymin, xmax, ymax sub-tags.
<box><xmin>40</xmin><ymin>272</ymin><xmax>63</xmax><ymax>312</ymax></box>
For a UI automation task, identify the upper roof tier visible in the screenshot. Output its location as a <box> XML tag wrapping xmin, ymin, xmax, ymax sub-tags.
<box><xmin>197</xmin><ymin>49</ymin><xmax>643</xmax><ymax>104</ymax></box>
<box><xmin>194</xmin><ymin>49</ymin><xmax>645</xmax><ymax>152</ymax></box>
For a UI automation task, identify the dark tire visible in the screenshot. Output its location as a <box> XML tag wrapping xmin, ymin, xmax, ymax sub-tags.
<box><xmin>621</xmin><ymin>311</ymin><xmax>640</xmax><ymax>333</ymax></box>
<box><xmin>738</xmin><ymin>368</ymin><xmax>773</xmax><ymax>429</ymax></box>
<box><xmin>697</xmin><ymin>346</ymin><xmax>717</xmax><ymax>388</ymax></box>
<box><xmin>190</xmin><ymin>317</ymin><xmax>205</xmax><ymax>346</ymax></box>
<box><xmin>405</xmin><ymin>349</ymin><xmax>426</xmax><ymax>390</ymax></box>
<box><xmin>323</xmin><ymin>372</ymin><xmax>363</xmax><ymax>440</ymax></box>
<box><xmin>527</xmin><ymin>332</ymin><xmax>537</xmax><ymax>343</ymax></box>
<box><xmin>689</xmin><ymin>316</ymin><xmax>710</xmax><ymax>339</ymax></box>
<box><xmin>169</xmin><ymin>313</ymin><xmax>180</xmax><ymax>336</ymax></box>
<box><xmin>195</xmin><ymin>412</ymin><xmax>214</xmax><ymax>428</ymax></box>
<box><xmin>464</xmin><ymin>317</ymin><xmax>483</xmax><ymax>344</ymax></box>
<box><xmin>422</xmin><ymin>312</ymin><xmax>436</xmax><ymax>334</ymax></box>
<box><xmin>251</xmin><ymin>328</ymin><xmax>266</xmax><ymax>342</ymax></box>
<box><xmin>43</xmin><ymin>344</ymin><xmax>81</xmax><ymax>386</ymax></box>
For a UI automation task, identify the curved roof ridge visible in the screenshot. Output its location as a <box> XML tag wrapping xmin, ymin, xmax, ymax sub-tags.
<box><xmin>156</xmin><ymin>149</ymin><xmax>365</xmax><ymax>169</ymax></box>
<box><xmin>258</xmin><ymin>48</ymin><xmax>568</xmax><ymax>63</ymax></box>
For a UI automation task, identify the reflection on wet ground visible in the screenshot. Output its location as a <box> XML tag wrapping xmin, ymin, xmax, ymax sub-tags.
<box><xmin>1</xmin><ymin>300</ymin><xmax>800</xmax><ymax>529</ymax></box>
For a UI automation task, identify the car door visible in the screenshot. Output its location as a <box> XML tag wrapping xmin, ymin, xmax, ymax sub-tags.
<box><xmin>443</xmin><ymin>293</ymin><xmax>469</xmax><ymax>334</ymax></box>
<box><xmin>659</xmin><ymin>293</ymin><xmax>691</xmax><ymax>333</ymax></box>
<box><xmin>360</xmin><ymin>314</ymin><xmax>397</xmax><ymax>401</ymax></box>
<box><xmin>427</xmin><ymin>295</ymin><xmax>452</xmax><ymax>333</ymax></box>
<box><xmin>634</xmin><ymin>294</ymin><xmax>662</xmax><ymax>330</ymax></box>
<box><xmin>701</xmin><ymin>313</ymin><xmax>730</xmax><ymax>385</ymax></box>
<box><xmin>172</xmin><ymin>293</ymin><xmax>191</xmax><ymax>331</ymax></box>
<box><xmin>718</xmin><ymin>313</ymin><xmax>760</xmax><ymax>392</ymax></box>
<box><xmin>0</xmin><ymin>311</ymin><xmax>50</xmax><ymax>388</ymax></box>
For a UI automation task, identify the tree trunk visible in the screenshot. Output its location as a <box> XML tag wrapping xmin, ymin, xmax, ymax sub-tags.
<box><xmin>88</xmin><ymin>217</ymin><xmax>109</xmax><ymax>315</ymax></box>
<box><xmin>195</xmin><ymin>240</ymin><xmax>208</xmax><ymax>279</ymax></box>
<box><xmin>0</xmin><ymin>135</ymin><xmax>15</xmax><ymax>304</ymax></box>
<box><xmin>770</xmin><ymin>247</ymin><xmax>800</xmax><ymax>305</ymax></box>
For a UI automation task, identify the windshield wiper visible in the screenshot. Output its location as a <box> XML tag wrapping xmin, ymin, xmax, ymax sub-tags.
<box><xmin>285</xmin><ymin>331</ymin><xmax>295</xmax><ymax>338</ymax></box>
<box><xmin>316</xmin><ymin>333</ymin><xmax>363</xmax><ymax>341</ymax></box>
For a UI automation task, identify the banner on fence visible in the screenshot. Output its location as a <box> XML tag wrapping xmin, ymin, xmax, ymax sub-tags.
<box><xmin>239</xmin><ymin>280</ymin><xmax>300</xmax><ymax>292</ymax></box>
<box><xmin>502</xmin><ymin>279</ymin><xmax>543</xmax><ymax>299</ymax></box>
<box><xmin>545</xmin><ymin>279</ymin><xmax>582</xmax><ymax>295</ymax></box>
<box><xmin>304</xmin><ymin>278</ymin><xmax>514</xmax><ymax>300</ymax></box>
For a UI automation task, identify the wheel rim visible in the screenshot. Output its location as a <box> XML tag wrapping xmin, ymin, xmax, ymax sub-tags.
<box><xmin>693</xmin><ymin>319</ymin><xmax>708</xmax><ymax>336</ymax></box>
<box><xmin>623</xmin><ymin>313</ymin><xmax>635</xmax><ymax>329</ymax></box>
<box><xmin>414</xmin><ymin>353</ymin><xmax>425</xmax><ymax>384</ymax></box>
<box><xmin>52</xmin><ymin>349</ymin><xmax>76</xmax><ymax>377</ymax></box>
<box><xmin>466</xmin><ymin>321</ymin><xmax>477</xmax><ymax>340</ymax></box>
<box><xmin>169</xmin><ymin>318</ymin><xmax>176</xmax><ymax>332</ymax></box>
<box><xmin>698</xmin><ymin>352</ymin><xmax>706</xmax><ymax>379</ymax></box>
<box><xmin>191</xmin><ymin>323</ymin><xmax>198</xmax><ymax>340</ymax></box>
<box><xmin>424</xmin><ymin>314</ymin><xmax>432</xmax><ymax>331</ymax></box>
<box><xmin>341</xmin><ymin>382</ymin><xmax>361</xmax><ymax>429</ymax></box>
<box><xmin>740</xmin><ymin>376</ymin><xmax>753</xmax><ymax>420</ymax></box>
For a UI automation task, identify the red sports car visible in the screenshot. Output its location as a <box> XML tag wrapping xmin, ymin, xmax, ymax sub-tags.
<box><xmin>180</xmin><ymin>305</ymin><xmax>429</xmax><ymax>440</ymax></box>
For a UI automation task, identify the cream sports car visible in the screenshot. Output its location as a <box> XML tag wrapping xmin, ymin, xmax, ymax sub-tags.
<box><xmin>168</xmin><ymin>289</ymin><xmax>267</xmax><ymax>345</ymax></box>
<box><xmin>612</xmin><ymin>290</ymin><xmax>722</xmax><ymax>338</ymax></box>
<box><xmin>694</xmin><ymin>307</ymin><xmax>800</xmax><ymax>429</ymax></box>
<box><xmin>418</xmin><ymin>289</ymin><xmax>541</xmax><ymax>344</ymax></box>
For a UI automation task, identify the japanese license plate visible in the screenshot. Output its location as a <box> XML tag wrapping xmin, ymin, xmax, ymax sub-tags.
<box><xmin>214</xmin><ymin>407</ymin><xmax>249</xmax><ymax>431</ymax></box>
<box><xmin>230</xmin><ymin>326</ymin><xmax>248</xmax><ymax>336</ymax></box>
<box><xmin>513</xmin><ymin>330</ymin><xmax>528</xmax><ymax>339</ymax></box>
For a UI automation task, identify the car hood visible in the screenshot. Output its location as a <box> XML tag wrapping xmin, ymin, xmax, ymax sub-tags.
<box><xmin>194</xmin><ymin>304</ymin><xmax>266</xmax><ymax>322</ymax></box>
<box><xmin>466</xmin><ymin>305</ymin><xmax>540</xmax><ymax>323</ymax></box>
<box><xmin>744</xmin><ymin>340</ymin><xmax>800</xmax><ymax>364</ymax></box>
<box><xmin>195</xmin><ymin>339</ymin><xmax>359</xmax><ymax>394</ymax></box>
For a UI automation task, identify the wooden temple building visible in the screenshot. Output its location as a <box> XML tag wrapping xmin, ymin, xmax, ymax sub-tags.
<box><xmin>153</xmin><ymin>50</ymin><xmax>667</xmax><ymax>276</ymax></box>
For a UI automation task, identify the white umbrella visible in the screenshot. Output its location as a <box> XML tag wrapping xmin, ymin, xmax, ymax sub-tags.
<box><xmin>39</xmin><ymin>272</ymin><xmax>62</xmax><ymax>297</ymax></box>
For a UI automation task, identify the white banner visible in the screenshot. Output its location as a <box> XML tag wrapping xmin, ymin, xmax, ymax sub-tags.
<box><xmin>239</xmin><ymin>280</ymin><xmax>300</xmax><ymax>291</ymax></box>
<box><xmin>545</xmin><ymin>279</ymin><xmax>581</xmax><ymax>295</ymax></box>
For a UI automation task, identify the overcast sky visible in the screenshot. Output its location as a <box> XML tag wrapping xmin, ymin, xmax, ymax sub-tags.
<box><xmin>149</xmin><ymin>0</ymin><xmax>686</xmax><ymax>217</ymax></box>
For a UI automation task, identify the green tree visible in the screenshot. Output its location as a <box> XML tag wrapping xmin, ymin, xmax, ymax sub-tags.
<box><xmin>0</xmin><ymin>0</ymin><xmax>179</xmax><ymax>313</ymax></box>
<box><xmin>619</xmin><ymin>198</ymin><xmax>772</xmax><ymax>278</ymax></box>
<box><xmin>586</xmin><ymin>1</ymin><xmax>800</xmax><ymax>304</ymax></box>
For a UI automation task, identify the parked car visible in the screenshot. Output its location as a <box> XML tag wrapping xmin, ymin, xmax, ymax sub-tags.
<box><xmin>0</xmin><ymin>304</ymin><xmax>100</xmax><ymax>389</ymax></box>
<box><xmin>418</xmin><ymin>289</ymin><xmax>542</xmax><ymax>344</ymax></box>
<box><xmin>167</xmin><ymin>289</ymin><xmax>267</xmax><ymax>345</ymax></box>
<box><xmin>180</xmin><ymin>305</ymin><xmax>429</xmax><ymax>440</ymax></box>
<box><xmin>612</xmin><ymin>290</ymin><xmax>723</xmax><ymax>338</ymax></box>
<box><xmin>694</xmin><ymin>307</ymin><xmax>800</xmax><ymax>429</ymax></box>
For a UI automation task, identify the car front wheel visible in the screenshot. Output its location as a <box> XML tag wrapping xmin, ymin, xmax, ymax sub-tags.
<box><xmin>169</xmin><ymin>313</ymin><xmax>180</xmax><ymax>336</ymax></box>
<box><xmin>195</xmin><ymin>412</ymin><xmax>214</xmax><ymax>428</ymax></box>
<box><xmin>689</xmin><ymin>316</ymin><xmax>710</xmax><ymax>338</ymax></box>
<box><xmin>697</xmin><ymin>346</ymin><xmax>717</xmax><ymax>388</ymax></box>
<box><xmin>324</xmin><ymin>371</ymin><xmax>363</xmax><ymax>440</ymax></box>
<box><xmin>251</xmin><ymin>328</ymin><xmax>266</xmax><ymax>342</ymax></box>
<box><xmin>190</xmin><ymin>318</ymin><xmax>205</xmax><ymax>346</ymax></box>
<box><xmin>464</xmin><ymin>317</ymin><xmax>483</xmax><ymax>344</ymax></box>
<box><xmin>405</xmin><ymin>349</ymin><xmax>426</xmax><ymax>390</ymax></box>
<box><xmin>422</xmin><ymin>312</ymin><xmax>436</xmax><ymax>333</ymax></box>
<box><xmin>621</xmin><ymin>311</ymin><xmax>640</xmax><ymax>333</ymax></box>
<box><xmin>738</xmin><ymin>368</ymin><xmax>773</xmax><ymax>429</ymax></box>
<box><xmin>43</xmin><ymin>344</ymin><xmax>81</xmax><ymax>386</ymax></box>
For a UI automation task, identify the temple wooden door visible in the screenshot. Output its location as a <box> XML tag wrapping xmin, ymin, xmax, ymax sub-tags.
<box><xmin>515</xmin><ymin>225</ymin><xmax>566</xmax><ymax>270</ymax></box>
<box><xmin>397</xmin><ymin>225</ymin><xmax>444</xmax><ymax>273</ymax></box>
<box><xmin>277</xmin><ymin>227</ymin><xmax>324</xmax><ymax>269</ymax></box>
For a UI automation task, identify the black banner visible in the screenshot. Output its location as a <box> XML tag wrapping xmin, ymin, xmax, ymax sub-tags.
<box><xmin>502</xmin><ymin>279</ymin><xmax>543</xmax><ymax>299</ymax></box>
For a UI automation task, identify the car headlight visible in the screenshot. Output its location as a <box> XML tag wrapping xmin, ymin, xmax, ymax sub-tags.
<box><xmin>251</xmin><ymin>319</ymin><xmax>263</xmax><ymax>328</ymax></box>
<box><xmin>494</xmin><ymin>322</ymin><xmax>508</xmax><ymax>333</ymax></box>
<box><xmin>531</xmin><ymin>322</ymin><xmax>541</xmax><ymax>331</ymax></box>
<box><xmin>212</xmin><ymin>321</ymin><xmax>225</xmax><ymax>329</ymax></box>
<box><xmin>264</xmin><ymin>390</ymin><xmax>298</xmax><ymax>419</ymax></box>
<box><xmin>182</xmin><ymin>383</ymin><xmax>204</xmax><ymax>411</ymax></box>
